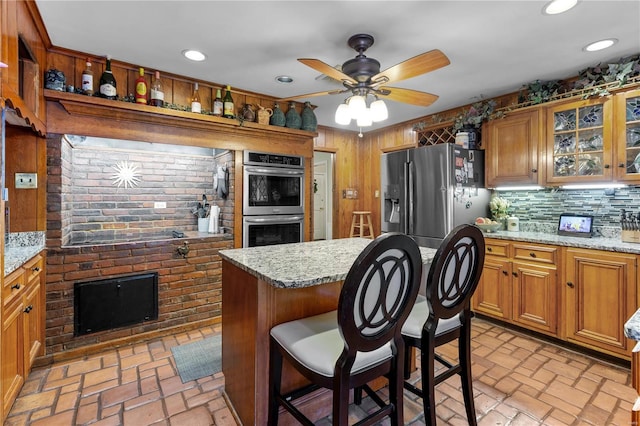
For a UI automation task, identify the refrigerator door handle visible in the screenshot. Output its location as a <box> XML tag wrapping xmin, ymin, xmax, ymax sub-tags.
<box><xmin>407</xmin><ymin>161</ymin><xmax>414</xmax><ymax>235</ymax></box>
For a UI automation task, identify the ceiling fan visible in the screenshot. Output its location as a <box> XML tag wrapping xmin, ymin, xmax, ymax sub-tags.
<box><xmin>278</xmin><ymin>33</ymin><xmax>450</xmax><ymax>109</ymax></box>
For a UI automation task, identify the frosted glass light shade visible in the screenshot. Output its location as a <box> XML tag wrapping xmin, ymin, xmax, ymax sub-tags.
<box><xmin>347</xmin><ymin>95</ymin><xmax>366</xmax><ymax>119</ymax></box>
<box><xmin>335</xmin><ymin>103</ymin><xmax>351</xmax><ymax>125</ymax></box>
<box><xmin>356</xmin><ymin>108</ymin><xmax>373</xmax><ymax>127</ymax></box>
<box><xmin>370</xmin><ymin>99</ymin><xmax>388</xmax><ymax>122</ymax></box>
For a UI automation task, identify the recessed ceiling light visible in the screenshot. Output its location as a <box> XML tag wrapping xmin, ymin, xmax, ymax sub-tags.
<box><xmin>584</xmin><ymin>38</ymin><xmax>618</xmax><ymax>52</ymax></box>
<box><xmin>543</xmin><ymin>0</ymin><xmax>578</xmax><ymax>15</ymax></box>
<box><xmin>275</xmin><ymin>75</ymin><xmax>294</xmax><ymax>84</ymax></box>
<box><xmin>182</xmin><ymin>50</ymin><xmax>206</xmax><ymax>62</ymax></box>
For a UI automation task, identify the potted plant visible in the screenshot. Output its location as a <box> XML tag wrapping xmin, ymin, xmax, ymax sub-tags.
<box><xmin>452</xmin><ymin>99</ymin><xmax>498</xmax><ymax>148</ymax></box>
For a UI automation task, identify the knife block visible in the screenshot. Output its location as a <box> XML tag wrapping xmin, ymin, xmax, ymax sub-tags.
<box><xmin>622</xmin><ymin>230</ymin><xmax>640</xmax><ymax>243</ymax></box>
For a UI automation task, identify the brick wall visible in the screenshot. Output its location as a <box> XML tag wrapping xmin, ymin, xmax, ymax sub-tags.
<box><xmin>45</xmin><ymin>135</ymin><xmax>235</xmax><ymax>356</ymax></box>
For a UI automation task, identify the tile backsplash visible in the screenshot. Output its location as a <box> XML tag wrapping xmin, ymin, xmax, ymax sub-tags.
<box><xmin>494</xmin><ymin>186</ymin><xmax>640</xmax><ymax>237</ymax></box>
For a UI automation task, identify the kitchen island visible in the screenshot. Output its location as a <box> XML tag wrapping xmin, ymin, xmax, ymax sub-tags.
<box><xmin>219</xmin><ymin>238</ymin><xmax>437</xmax><ymax>425</ymax></box>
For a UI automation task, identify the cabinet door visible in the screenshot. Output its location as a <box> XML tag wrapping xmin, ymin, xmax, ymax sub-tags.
<box><xmin>545</xmin><ymin>97</ymin><xmax>613</xmax><ymax>184</ymax></box>
<box><xmin>2</xmin><ymin>296</ymin><xmax>25</xmax><ymax>416</ymax></box>
<box><xmin>472</xmin><ymin>256</ymin><xmax>512</xmax><ymax>320</ymax></box>
<box><xmin>512</xmin><ymin>262</ymin><xmax>557</xmax><ymax>334</ymax></box>
<box><xmin>614</xmin><ymin>89</ymin><xmax>640</xmax><ymax>182</ymax></box>
<box><xmin>485</xmin><ymin>108</ymin><xmax>541</xmax><ymax>187</ymax></box>
<box><xmin>23</xmin><ymin>279</ymin><xmax>42</xmax><ymax>368</ymax></box>
<box><xmin>565</xmin><ymin>248</ymin><xmax>636</xmax><ymax>357</ymax></box>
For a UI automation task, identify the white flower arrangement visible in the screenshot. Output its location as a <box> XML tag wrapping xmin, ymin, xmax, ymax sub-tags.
<box><xmin>489</xmin><ymin>196</ymin><xmax>511</xmax><ymax>220</ymax></box>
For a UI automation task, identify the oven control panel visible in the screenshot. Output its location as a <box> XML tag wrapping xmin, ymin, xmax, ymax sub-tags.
<box><xmin>244</xmin><ymin>150</ymin><xmax>304</xmax><ymax>168</ymax></box>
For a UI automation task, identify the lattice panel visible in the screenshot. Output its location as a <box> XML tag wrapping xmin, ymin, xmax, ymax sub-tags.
<box><xmin>416</xmin><ymin>126</ymin><xmax>456</xmax><ymax>146</ymax></box>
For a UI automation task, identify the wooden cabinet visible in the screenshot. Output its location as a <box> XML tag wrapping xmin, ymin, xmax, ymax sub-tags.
<box><xmin>614</xmin><ymin>89</ymin><xmax>640</xmax><ymax>183</ymax></box>
<box><xmin>545</xmin><ymin>97</ymin><xmax>614</xmax><ymax>184</ymax></box>
<box><xmin>473</xmin><ymin>239</ymin><xmax>558</xmax><ymax>335</ymax></box>
<box><xmin>484</xmin><ymin>108</ymin><xmax>542</xmax><ymax>187</ymax></box>
<box><xmin>564</xmin><ymin>248</ymin><xmax>636</xmax><ymax>358</ymax></box>
<box><xmin>1</xmin><ymin>253</ymin><xmax>44</xmax><ymax>422</ymax></box>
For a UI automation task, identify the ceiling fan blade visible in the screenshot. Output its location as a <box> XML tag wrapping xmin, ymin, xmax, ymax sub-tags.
<box><xmin>378</xmin><ymin>87</ymin><xmax>439</xmax><ymax>107</ymax></box>
<box><xmin>298</xmin><ymin>58</ymin><xmax>357</xmax><ymax>85</ymax></box>
<box><xmin>277</xmin><ymin>89</ymin><xmax>346</xmax><ymax>102</ymax></box>
<box><xmin>372</xmin><ymin>49</ymin><xmax>450</xmax><ymax>85</ymax></box>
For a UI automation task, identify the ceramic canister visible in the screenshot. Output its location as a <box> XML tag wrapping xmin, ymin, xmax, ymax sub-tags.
<box><xmin>507</xmin><ymin>216</ymin><xmax>520</xmax><ymax>232</ymax></box>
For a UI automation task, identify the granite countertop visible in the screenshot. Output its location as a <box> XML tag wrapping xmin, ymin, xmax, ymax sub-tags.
<box><xmin>625</xmin><ymin>310</ymin><xmax>640</xmax><ymax>341</ymax></box>
<box><xmin>219</xmin><ymin>237</ymin><xmax>437</xmax><ymax>289</ymax></box>
<box><xmin>481</xmin><ymin>230</ymin><xmax>640</xmax><ymax>255</ymax></box>
<box><xmin>5</xmin><ymin>232</ymin><xmax>46</xmax><ymax>276</ymax></box>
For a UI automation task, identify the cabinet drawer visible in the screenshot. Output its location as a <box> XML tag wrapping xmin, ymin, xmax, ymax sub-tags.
<box><xmin>23</xmin><ymin>255</ymin><xmax>44</xmax><ymax>285</ymax></box>
<box><xmin>484</xmin><ymin>240</ymin><xmax>509</xmax><ymax>258</ymax></box>
<box><xmin>513</xmin><ymin>243</ymin><xmax>557</xmax><ymax>265</ymax></box>
<box><xmin>3</xmin><ymin>269</ymin><xmax>25</xmax><ymax>307</ymax></box>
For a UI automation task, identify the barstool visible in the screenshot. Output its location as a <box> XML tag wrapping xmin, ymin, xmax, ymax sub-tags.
<box><xmin>350</xmin><ymin>211</ymin><xmax>374</xmax><ymax>239</ymax></box>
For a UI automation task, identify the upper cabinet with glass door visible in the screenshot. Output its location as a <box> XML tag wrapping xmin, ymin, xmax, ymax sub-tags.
<box><xmin>545</xmin><ymin>97</ymin><xmax>613</xmax><ymax>184</ymax></box>
<box><xmin>614</xmin><ymin>89</ymin><xmax>640</xmax><ymax>182</ymax></box>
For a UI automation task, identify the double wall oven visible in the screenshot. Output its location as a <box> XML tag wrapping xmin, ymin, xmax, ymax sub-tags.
<box><xmin>242</xmin><ymin>151</ymin><xmax>304</xmax><ymax>247</ymax></box>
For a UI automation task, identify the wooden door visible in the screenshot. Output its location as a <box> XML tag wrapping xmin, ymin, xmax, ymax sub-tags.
<box><xmin>512</xmin><ymin>261</ymin><xmax>557</xmax><ymax>334</ymax></box>
<box><xmin>485</xmin><ymin>108</ymin><xmax>541</xmax><ymax>187</ymax></box>
<box><xmin>565</xmin><ymin>248</ymin><xmax>636</xmax><ymax>357</ymax></box>
<box><xmin>472</xmin><ymin>256</ymin><xmax>512</xmax><ymax>320</ymax></box>
<box><xmin>23</xmin><ymin>279</ymin><xmax>42</xmax><ymax>368</ymax></box>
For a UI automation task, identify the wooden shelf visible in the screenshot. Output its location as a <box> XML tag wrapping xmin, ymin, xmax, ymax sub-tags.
<box><xmin>44</xmin><ymin>89</ymin><xmax>317</xmax><ymax>141</ymax></box>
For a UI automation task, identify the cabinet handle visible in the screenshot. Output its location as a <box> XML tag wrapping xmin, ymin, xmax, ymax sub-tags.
<box><xmin>32</xmin><ymin>267</ymin><xmax>41</xmax><ymax>272</ymax></box>
<box><xmin>512</xmin><ymin>272</ymin><xmax>518</xmax><ymax>277</ymax></box>
<box><xmin>532</xmin><ymin>168</ymin><xmax>537</xmax><ymax>173</ymax></box>
<box><xmin>502</xmin><ymin>270</ymin><xmax>508</xmax><ymax>276</ymax></box>
<box><xmin>604</xmin><ymin>164</ymin><xmax>610</xmax><ymax>169</ymax></box>
<box><xmin>619</xmin><ymin>163</ymin><xmax>625</xmax><ymax>168</ymax></box>
<box><xmin>11</xmin><ymin>283</ymin><xmax>21</xmax><ymax>290</ymax></box>
<box><xmin>529</xmin><ymin>252</ymin><xmax>536</xmax><ymax>258</ymax></box>
<box><xmin>24</xmin><ymin>305</ymin><xmax>33</xmax><ymax>313</ymax></box>
<box><xmin>487</xmin><ymin>247</ymin><xmax>493</xmax><ymax>252</ymax></box>
<box><xmin>567</xmin><ymin>281</ymin><xmax>574</xmax><ymax>288</ymax></box>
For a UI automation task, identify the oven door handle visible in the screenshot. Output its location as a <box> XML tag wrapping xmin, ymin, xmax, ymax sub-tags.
<box><xmin>244</xmin><ymin>166</ymin><xmax>305</xmax><ymax>176</ymax></box>
<box><xmin>244</xmin><ymin>215</ymin><xmax>304</xmax><ymax>223</ymax></box>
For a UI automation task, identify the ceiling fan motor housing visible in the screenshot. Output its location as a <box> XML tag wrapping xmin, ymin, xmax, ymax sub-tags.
<box><xmin>343</xmin><ymin>33</ymin><xmax>381</xmax><ymax>83</ymax></box>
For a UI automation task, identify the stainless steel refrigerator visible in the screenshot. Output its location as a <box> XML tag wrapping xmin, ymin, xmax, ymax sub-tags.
<box><xmin>381</xmin><ymin>143</ymin><xmax>490</xmax><ymax>248</ymax></box>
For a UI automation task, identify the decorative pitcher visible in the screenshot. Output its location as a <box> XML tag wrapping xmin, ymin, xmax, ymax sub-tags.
<box><xmin>256</xmin><ymin>105</ymin><xmax>273</xmax><ymax>125</ymax></box>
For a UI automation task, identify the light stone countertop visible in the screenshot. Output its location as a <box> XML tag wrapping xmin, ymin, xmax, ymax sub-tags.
<box><xmin>625</xmin><ymin>311</ymin><xmax>640</xmax><ymax>341</ymax></box>
<box><xmin>5</xmin><ymin>232</ymin><xmax>46</xmax><ymax>276</ymax></box>
<box><xmin>219</xmin><ymin>237</ymin><xmax>437</xmax><ymax>289</ymax></box>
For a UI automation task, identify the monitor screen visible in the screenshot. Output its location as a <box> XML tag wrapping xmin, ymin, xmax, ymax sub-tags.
<box><xmin>557</xmin><ymin>214</ymin><xmax>593</xmax><ymax>236</ymax></box>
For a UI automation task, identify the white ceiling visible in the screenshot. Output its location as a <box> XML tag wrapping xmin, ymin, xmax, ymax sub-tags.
<box><xmin>35</xmin><ymin>1</ymin><xmax>640</xmax><ymax>133</ymax></box>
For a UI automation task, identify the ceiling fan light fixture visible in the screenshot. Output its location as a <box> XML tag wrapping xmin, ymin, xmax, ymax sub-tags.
<box><xmin>356</xmin><ymin>108</ymin><xmax>373</xmax><ymax>127</ymax></box>
<box><xmin>347</xmin><ymin>95</ymin><xmax>366</xmax><ymax>119</ymax></box>
<box><xmin>370</xmin><ymin>98</ymin><xmax>388</xmax><ymax>122</ymax></box>
<box><xmin>335</xmin><ymin>103</ymin><xmax>352</xmax><ymax>125</ymax></box>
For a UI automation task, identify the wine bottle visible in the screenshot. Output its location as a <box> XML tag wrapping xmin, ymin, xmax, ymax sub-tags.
<box><xmin>150</xmin><ymin>71</ymin><xmax>164</xmax><ymax>107</ymax></box>
<box><xmin>81</xmin><ymin>58</ymin><xmax>94</xmax><ymax>96</ymax></box>
<box><xmin>99</xmin><ymin>55</ymin><xmax>117</xmax><ymax>100</ymax></box>
<box><xmin>134</xmin><ymin>67</ymin><xmax>147</xmax><ymax>104</ymax></box>
<box><xmin>213</xmin><ymin>88</ymin><xmax>223</xmax><ymax>117</ymax></box>
<box><xmin>223</xmin><ymin>85</ymin><xmax>235</xmax><ymax>119</ymax></box>
<box><xmin>191</xmin><ymin>82</ymin><xmax>202</xmax><ymax>113</ymax></box>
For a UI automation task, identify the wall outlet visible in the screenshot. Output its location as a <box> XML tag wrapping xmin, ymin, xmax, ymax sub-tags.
<box><xmin>154</xmin><ymin>202</ymin><xmax>167</xmax><ymax>209</ymax></box>
<box><xmin>15</xmin><ymin>173</ymin><xmax>37</xmax><ymax>189</ymax></box>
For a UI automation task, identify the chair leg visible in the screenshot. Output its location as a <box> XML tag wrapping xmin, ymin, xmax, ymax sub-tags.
<box><xmin>389</xmin><ymin>351</ymin><xmax>404</xmax><ymax>426</ymax></box>
<box><xmin>333</xmin><ymin>376</ymin><xmax>349</xmax><ymax>426</ymax></box>
<box><xmin>268</xmin><ymin>340</ymin><xmax>283</xmax><ymax>426</ymax></box>
<box><xmin>421</xmin><ymin>343</ymin><xmax>438</xmax><ymax>426</ymax></box>
<box><xmin>459</xmin><ymin>325</ymin><xmax>478</xmax><ymax>426</ymax></box>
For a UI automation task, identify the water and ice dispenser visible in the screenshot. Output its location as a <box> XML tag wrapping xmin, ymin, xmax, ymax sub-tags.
<box><xmin>383</xmin><ymin>184</ymin><xmax>401</xmax><ymax>225</ymax></box>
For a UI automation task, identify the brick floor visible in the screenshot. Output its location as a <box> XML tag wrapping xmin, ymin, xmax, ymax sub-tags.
<box><xmin>4</xmin><ymin>319</ymin><xmax>635</xmax><ymax>425</ymax></box>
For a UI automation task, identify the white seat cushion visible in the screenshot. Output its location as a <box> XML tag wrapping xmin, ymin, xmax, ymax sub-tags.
<box><xmin>401</xmin><ymin>296</ymin><xmax>462</xmax><ymax>339</ymax></box>
<box><xmin>270</xmin><ymin>310</ymin><xmax>393</xmax><ymax>378</ymax></box>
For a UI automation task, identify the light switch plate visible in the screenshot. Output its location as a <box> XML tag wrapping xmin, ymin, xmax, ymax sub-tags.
<box><xmin>15</xmin><ymin>173</ymin><xmax>37</xmax><ymax>189</ymax></box>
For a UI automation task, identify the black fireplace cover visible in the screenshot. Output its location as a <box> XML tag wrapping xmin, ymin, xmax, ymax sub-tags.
<box><xmin>74</xmin><ymin>272</ymin><xmax>159</xmax><ymax>336</ymax></box>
